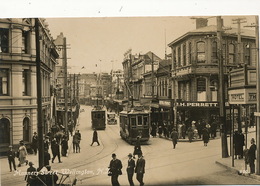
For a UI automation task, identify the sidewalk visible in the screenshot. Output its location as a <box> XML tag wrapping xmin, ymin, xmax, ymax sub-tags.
<box><xmin>215</xmin><ymin>127</ymin><xmax>259</xmax><ymax>181</ymax></box>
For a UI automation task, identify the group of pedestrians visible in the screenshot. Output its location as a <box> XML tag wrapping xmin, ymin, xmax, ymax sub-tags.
<box><xmin>108</xmin><ymin>152</ymin><xmax>145</xmax><ymax>186</ymax></box>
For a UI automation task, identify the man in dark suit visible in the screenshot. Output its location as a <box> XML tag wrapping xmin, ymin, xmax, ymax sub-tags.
<box><xmin>135</xmin><ymin>153</ymin><xmax>145</xmax><ymax>186</ymax></box>
<box><xmin>109</xmin><ymin>153</ymin><xmax>122</xmax><ymax>186</ymax></box>
<box><xmin>31</xmin><ymin>132</ymin><xmax>38</xmax><ymax>155</ymax></box>
<box><xmin>126</xmin><ymin>153</ymin><xmax>135</xmax><ymax>186</ymax></box>
<box><xmin>7</xmin><ymin>145</ymin><xmax>16</xmax><ymax>172</ymax></box>
<box><xmin>51</xmin><ymin>138</ymin><xmax>62</xmax><ymax>163</ymax></box>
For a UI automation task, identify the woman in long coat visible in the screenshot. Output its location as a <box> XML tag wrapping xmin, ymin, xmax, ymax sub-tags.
<box><xmin>202</xmin><ymin>128</ymin><xmax>210</xmax><ymax>146</ymax></box>
<box><xmin>18</xmin><ymin>141</ymin><xmax>28</xmax><ymax>167</ymax></box>
<box><xmin>171</xmin><ymin>129</ymin><xmax>178</xmax><ymax>149</ymax></box>
<box><xmin>61</xmin><ymin>136</ymin><xmax>68</xmax><ymax>156</ymax></box>
<box><xmin>187</xmin><ymin>127</ymin><xmax>194</xmax><ymax>143</ymax></box>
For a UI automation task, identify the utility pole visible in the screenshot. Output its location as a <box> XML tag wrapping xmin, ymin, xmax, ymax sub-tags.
<box><xmin>70</xmin><ymin>74</ymin><xmax>73</xmax><ymax>123</ymax></box>
<box><xmin>255</xmin><ymin>16</ymin><xmax>260</xmax><ymax>175</ymax></box>
<box><xmin>77</xmin><ymin>74</ymin><xmax>79</xmax><ymax>101</ymax></box>
<box><xmin>151</xmin><ymin>53</ymin><xmax>154</xmax><ymax>99</ymax></box>
<box><xmin>217</xmin><ymin>16</ymin><xmax>229</xmax><ymax>158</ymax></box>
<box><xmin>35</xmin><ymin>18</ymin><xmax>44</xmax><ymax>168</ymax></box>
<box><xmin>63</xmin><ymin>37</ymin><xmax>68</xmax><ymax>135</ymax></box>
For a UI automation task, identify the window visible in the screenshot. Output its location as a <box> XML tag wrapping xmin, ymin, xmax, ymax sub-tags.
<box><xmin>197</xmin><ymin>41</ymin><xmax>205</xmax><ymax>63</ymax></box>
<box><xmin>197</xmin><ymin>77</ymin><xmax>206</xmax><ymax>101</ymax></box>
<box><xmin>245</xmin><ymin>44</ymin><xmax>251</xmax><ymax>65</ymax></box>
<box><xmin>212</xmin><ymin>41</ymin><xmax>218</xmax><ymax>62</ymax></box>
<box><xmin>222</xmin><ymin>44</ymin><xmax>226</xmax><ymax>64</ymax></box>
<box><xmin>173</xmin><ymin>49</ymin><xmax>176</xmax><ymax>68</ymax></box>
<box><xmin>183</xmin><ymin>44</ymin><xmax>186</xmax><ymax>66</ymax></box>
<box><xmin>143</xmin><ymin>116</ymin><xmax>148</xmax><ymax>126</ymax></box>
<box><xmin>0</xmin><ymin>69</ymin><xmax>9</xmax><ymax>96</ymax></box>
<box><xmin>188</xmin><ymin>42</ymin><xmax>192</xmax><ymax>64</ymax></box>
<box><xmin>23</xmin><ymin>117</ymin><xmax>30</xmax><ymax>142</ymax></box>
<box><xmin>23</xmin><ymin>69</ymin><xmax>31</xmax><ymax>96</ymax></box>
<box><xmin>22</xmin><ymin>31</ymin><xmax>29</xmax><ymax>54</ymax></box>
<box><xmin>0</xmin><ymin>118</ymin><xmax>10</xmax><ymax>144</ymax></box>
<box><xmin>131</xmin><ymin>117</ymin><xmax>136</xmax><ymax>126</ymax></box>
<box><xmin>177</xmin><ymin>47</ymin><xmax>181</xmax><ymax>67</ymax></box>
<box><xmin>137</xmin><ymin>116</ymin><xmax>142</xmax><ymax>126</ymax></box>
<box><xmin>0</xmin><ymin>28</ymin><xmax>9</xmax><ymax>53</ymax></box>
<box><xmin>228</xmin><ymin>43</ymin><xmax>235</xmax><ymax>64</ymax></box>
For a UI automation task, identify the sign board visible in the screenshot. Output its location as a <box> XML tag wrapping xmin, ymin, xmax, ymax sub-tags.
<box><xmin>176</xmin><ymin>101</ymin><xmax>218</xmax><ymax>107</ymax></box>
<box><xmin>228</xmin><ymin>88</ymin><xmax>257</xmax><ymax>105</ymax></box>
<box><xmin>159</xmin><ymin>100</ymin><xmax>172</xmax><ymax>107</ymax></box>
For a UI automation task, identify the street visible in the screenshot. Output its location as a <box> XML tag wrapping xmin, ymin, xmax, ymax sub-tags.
<box><xmin>1</xmin><ymin>105</ymin><xmax>260</xmax><ymax>185</ymax></box>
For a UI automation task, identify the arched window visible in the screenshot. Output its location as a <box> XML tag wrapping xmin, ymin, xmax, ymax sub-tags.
<box><xmin>183</xmin><ymin>44</ymin><xmax>186</xmax><ymax>66</ymax></box>
<box><xmin>212</xmin><ymin>41</ymin><xmax>218</xmax><ymax>63</ymax></box>
<box><xmin>0</xmin><ymin>118</ymin><xmax>10</xmax><ymax>144</ymax></box>
<box><xmin>23</xmin><ymin>117</ymin><xmax>30</xmax><ymax>142</ymax></box>
<box><xmin>228</xmin><ymin>43</ymin><xmax>235</xmax><ymax>64</ymax></box>
<box><xmin>197</xmin><ymin>41</ymin><xmax>205</xmax><ymax>63</ymax></box>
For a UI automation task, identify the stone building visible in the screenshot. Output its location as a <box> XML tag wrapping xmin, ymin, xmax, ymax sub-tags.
<box><xmin>0</xmin><ymin>18</ymin><xmax>59</xmax><ymax>152</ymax></box>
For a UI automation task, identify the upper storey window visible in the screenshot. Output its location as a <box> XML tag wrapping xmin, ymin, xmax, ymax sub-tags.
<box><xmin>212</xmin><ymin>41</ymin><xmax>218</xmax><ymax>63</ymax></box>
<box><xmin>177</xmin><ymin>47</ymin><xmax>181</xmax><ymax>67</ymax></box>
<box><xmin>197</xmin><ymin>41</ymin><xmax>205</xmax><ymax>63</ymax></box>
<box><xmin>228</xmin><ymin>43</ymin><xmax>235</xmax><ymax>64</ymax></box>
<box><xmin>0</xmin><ymin>29</ymin><xmax>9</xmax><ymax>53</ymax></box>
<box><xmin>183</xmin><ymin>44</ymin><xmax>186</xmax><ymax>66</ymax></box>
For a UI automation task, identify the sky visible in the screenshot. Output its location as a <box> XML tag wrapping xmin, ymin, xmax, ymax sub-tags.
<box><xmin>1</xmin><ymin>0</ymin><xmax>260</xmax><ymax>74</ymax></box>
<box><xmin>46</xmin><ymin>16</ymin><xmax>256</xmax><ymax>74</ymax></box>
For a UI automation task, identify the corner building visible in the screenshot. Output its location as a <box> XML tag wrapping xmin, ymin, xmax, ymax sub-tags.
<box><xmin>168</xmin><ymin>19</ymin><xmax>256</xmax><ymax>126</ymax></box>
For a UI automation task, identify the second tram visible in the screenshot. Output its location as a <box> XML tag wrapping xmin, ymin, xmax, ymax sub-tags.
<box><xmin>91</xmin><ymin>106</ymin><xmax>106</xmax><ymax>130</ymax></box>
<box><xmin>119</xmin><ymin>107</ymin><xmax>150</xmax><ymax>144</ymax></box>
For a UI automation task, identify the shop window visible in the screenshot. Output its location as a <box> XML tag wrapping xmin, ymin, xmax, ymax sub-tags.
<box><xmin>0</xmin><ymin>118</ymin><xmax>10</xmax><ymax>144</ymax></box>
<box><xmin>23</xmin><ymin>117</ymin><xmax>30</xmax><ymax>142</ymax></box>
<box><xmin>210</xmin><ymin>80</ymin><xmax>218</xmax><ymax>101</ymax></box>
<box><xmin>183</xmin><ymin>44</ymin><xmax>186</xmax><ymax>66</ymax></box>
<box><xmin>197</xmin><ymin>41</ymin><xmax>205</xmax><ymax>63</ymax></box>
<box><xmin>228</xmin><ymin>43</ymin><xmax>235</xmax><ymax>64</ymax></box>
<box><xmin>0</xmin><ymin>69</ymin><xmax>9</xmax><ymax>96</ymax></box>
<box><xmin>212</xmin><ymin>41</ymin><xmax>218</xmax><ymax>63</ymax></box>
<box><xmin>0</xmin><ymin>28</ymin><xmax>9</xmax><ymax>53</ymax></box>
<box><xmin>244</xmin><ymin>44</ymin><xmax>251</xmax><ymax>65</ymax></box>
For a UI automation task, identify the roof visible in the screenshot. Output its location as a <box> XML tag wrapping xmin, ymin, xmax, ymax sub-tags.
<box><xmin>168</xmin><ymin>25</ymin><xmax>255</xmax><ymax>47</ymax></box>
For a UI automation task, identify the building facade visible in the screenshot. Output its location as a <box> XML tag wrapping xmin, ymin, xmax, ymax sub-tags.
<box><xmin>0</xmin><ymin>18</ymin><xmax>59</xmax><ymax>152</ymax></box>
<box><xmin>168</xmin><ymin>19</ymin><xmax>256</xmax><ymax>126</ymax></box>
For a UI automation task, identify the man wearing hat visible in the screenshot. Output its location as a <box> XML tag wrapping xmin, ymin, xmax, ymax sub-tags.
<box><xmin>126</xmin><ymin>153</ymin><xmax>135</xmax><ymax>186</ymax></box>
<box><xmin>31</xmin><ymin>132</ymin><xmax>38</xmax><ymax>155</ymax></box>
<box><xmin>108</xmin><ymin>153</ymin><xmax>122</xmax><ymax>186</ymax></box>
<box><xmin>25</xmin><ymin>162</ymin><xmax>36</xmax><ymax>186</ymax></box>
<box><xmin>248</xmin><ymin>138</ymin><xmax>257</xmax><ymax>174</ymax></box>
<box><xmin>135</xmin><ymin>153</ymin><xmax>145</xmax><ymax>186</ymax></box>
<box><xmin>7</xmin><ymin>145</ymin><xmax>16</xmax><ymax>172</ymax></box>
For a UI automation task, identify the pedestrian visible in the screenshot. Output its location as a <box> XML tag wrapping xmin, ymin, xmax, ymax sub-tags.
<box><xmin>171</xmin><ymin>129</ymin><xmax>178</xmax><ymax>149</ymax></box>
<box><xmin>238</xmin><ymin>129</ymin><xmax>245</xmax><ymax>159</ymax></box>
<box><xmin>25</xmin><ymin>162</ymin><xmax>36</xmax><ymax>186</ymax></box>
<box><xmin>135</xmin><ymin>152</ymin><xmax>145</xmax><ymax>186</ymax></box>
<box><xmin>7</xmin><ymin>145</ymin><xmax>16</xmax><ymax>172</ymax></box>
<box><xmin>108</xmin><ymin>153</ymin><xmax>123</xmax><ymax>186</ymax></box>
<box><xmin>45</xmin><ymin>165</ymin><xmax>59</xmax><ymax>186</ymax></box>
<box><xmin>248</xmin><ymin>138</ymin><xmax>257</xmax><ymax>174</ymax></box>
<box><xmin>31</xmin><ymin>132</ymin><xmax>38</xmax><ymax>155</ymax></box>
<box><xmin>210</xmin><ymin>121</ymin><xmax>217</xmax><ymax>139</ymax></box>
<box><xmin>44</xmin><ymin>136</ymin><xmax>50</xmax><ymax>151</ymax></box>
<box><xmin>91</xmin><ymin>129</ymin><xmax>100</xmax><ymax>146</ymax></box>
<box><xmin>158</xmin><ymin>124</ymin><xmax>163</xmax><ymax>138</ymax></box>
<box><xmin>181</xmin><ymin>123</ymin><xmax>186</xmax><ymax>139</ymax></box>
<box><xmin>44</xmin><ymin>148</ymin><xmax>51</xmax><ymax>166</ymax></box>
<box><xmin>150</xmin><ymin>122</ymin><xmax>157</xmax><ymax>138</ymax></box>
<box><xmin>126</xmin><ymin>153</ymin><xmax>135</xmax><ymax>186</ymax></box>
<box><xmin>234</xmin><ymin>130</ymin><xmax>240</xmax><ymax>159</ymax></box>
<box><xmin>73</xmin><ymin>134</ymin><xmax>79</xmax><ymax>153</ymax></box>
<box><xmin>187</xmin><ymin>127</ymin><xmax>193</xmax><ymax>143</ymax></box>
<box><xmin>202</xmin><ymin>128</ymin><xmax>210</xmax><ymax>146</ymax></box>
<box><xmin>163</xmin><ymin>121</ymin><xmax>169</xmax><ymax>138</ymax></box>
<box><xmin>18</xmin><ymin>140</ymin><xmax>28</xmax><ymax>167</ymax></box>
<box><xmin>68</xmin><ymin>121</ymin><xmax>73</xmax><ymax>136</ymax></box>
<box><xmin>61</xmin><ymin>136</ymin><xmax>68</xmax><ymax>156</ymax></box>
<box><xmin>133</xmin><ymin>136</ymin><xmax>142</xmax><ymax>159</ymax></box>
<box><xmin>196</xmin><ymin>120</ymin><xmax>203</xmax><ymax>139</ymax></box>
<box><xmin>76</xmin><ymin>130</ymin><xmax>82</xmax><ymax>152</ymax></box>
<box><xmin>51</xmin><ymin>138</ymin><xmax>62</xmax><ymax>163</ymax></box>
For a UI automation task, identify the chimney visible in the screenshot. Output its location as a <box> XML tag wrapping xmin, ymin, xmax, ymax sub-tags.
<box><xmin>196</xmin><ymin>18</ymin><xmax>208</xmax><ymax>29</ymax></box>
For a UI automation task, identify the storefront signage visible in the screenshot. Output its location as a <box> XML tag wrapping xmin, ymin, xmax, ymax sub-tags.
<box><xmin>230</xmin><ymin>93</ymin><xmax>244</xmax><ymax>102</ymax></box>
<box><xmin>176</xmin><ymin>102</ymin><xmax>218</xmax><ymax>107</ymax></box>
<box><xmin>248</xmin><ymin>93</ymin><xmax>256</xmax><ymax>101</ymax></box>
<box><xmin>159</xmin><ymin>100</ymin><xmax>172</xmax><ymax>107</ymax></box>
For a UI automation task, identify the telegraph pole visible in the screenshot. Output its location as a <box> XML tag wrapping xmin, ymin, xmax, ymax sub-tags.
<box><xmin>255</xmin><ymin>15</ymin><xmax>260</xmax><ymax>175</ymax></box>
<box><xmin>74</xmin><ymin>73</ymin><xmax>76</xmax><ymax>102</ymax></box>
<box><xmin>35</xmin><ymin>18</ymin><xmax>44</xmax><ymax>168</ymax></box>
<box><xmin>217</xmin><ymin>16</ymin><xmax>229</xmax><ymax>158</ymax></box>
<box><xmin>63</xmin><ymin>37</ymin><xmax>68</xmax><ymax>134</ymax></box>
<box><xmin>151</xmin><ymin>53</ymin><xmax>154</xmax><ymax>99</ymax></box>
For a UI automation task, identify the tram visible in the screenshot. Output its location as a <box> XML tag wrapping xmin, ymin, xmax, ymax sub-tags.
<box><xmin>119</xmin><ymin>106</ymin><xmax>150</xmax><ymax>144</ymax></box>
<box><xmin>91</xmin><ymin>105</ymin><xmax>106</xmax><ymax>130</ymax></box>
